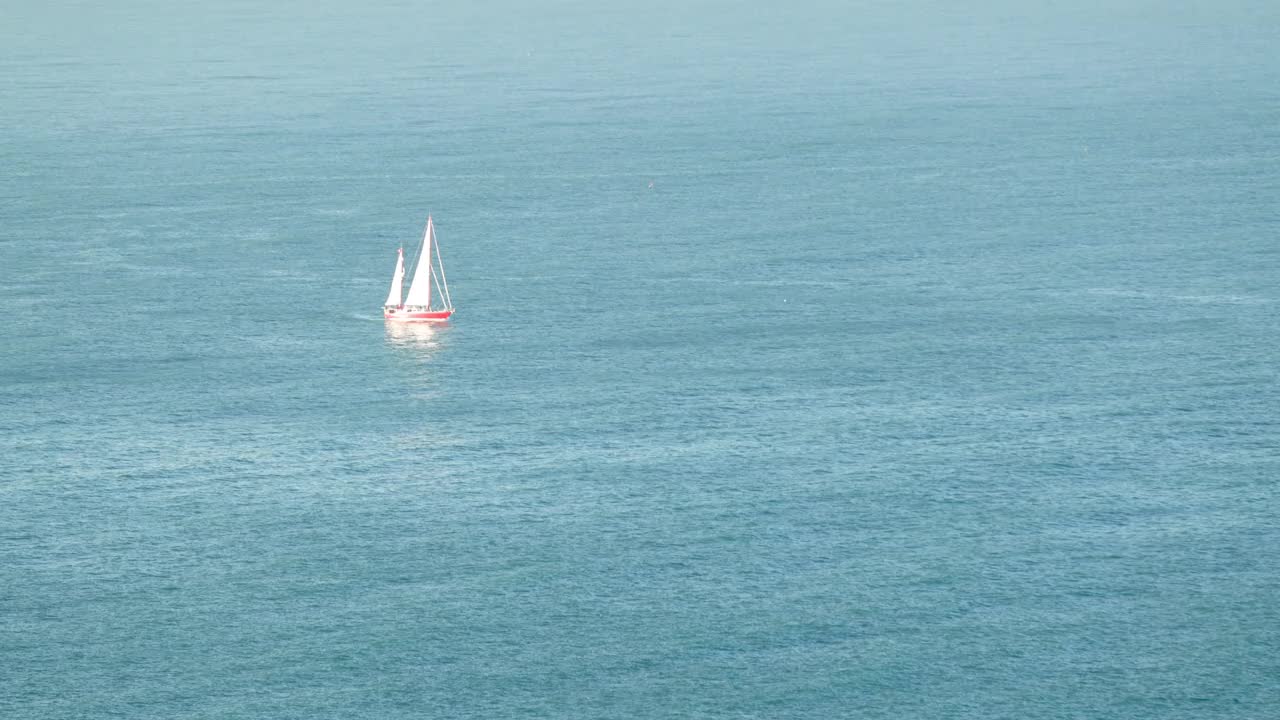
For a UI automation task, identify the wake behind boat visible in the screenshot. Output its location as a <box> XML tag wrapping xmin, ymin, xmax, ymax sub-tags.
<box><xmin>384</xmin><ymin>215</ymin><xmax>455</xmax><ymax>322</ymax></box>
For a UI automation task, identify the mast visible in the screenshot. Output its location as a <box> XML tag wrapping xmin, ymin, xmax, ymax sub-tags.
<box><xmin>402</xmin><ymin>216</ymin><xmax>435</xmax><ymax>308</ymax></box>
<box><xmin>384</xmin><ymin>248</ymin><xmax>405</xmax><ymax>307</ymax></box>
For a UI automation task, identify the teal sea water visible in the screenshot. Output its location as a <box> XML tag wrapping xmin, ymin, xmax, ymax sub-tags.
<box><xmin>3</xmin><ymin>1</ymin><xmax>1279</xmax><ymax>717</ymax></box>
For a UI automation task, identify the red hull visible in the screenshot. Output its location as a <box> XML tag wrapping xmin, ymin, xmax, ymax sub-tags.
<box><xmin>384</xmin><ymin>308</ymin><xmax>454</xmax><ymax>322</ymax></box>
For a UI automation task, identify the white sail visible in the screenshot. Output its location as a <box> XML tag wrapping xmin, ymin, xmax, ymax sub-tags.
<box><xmin>402</xmin><ymin>217</ymin><xmax>434</xmax><ymax>308</ymax></box>
<box><xmin>384</xmin><ymin>248</ymin><xmax>405</xmax><ymax>307</ymax></box>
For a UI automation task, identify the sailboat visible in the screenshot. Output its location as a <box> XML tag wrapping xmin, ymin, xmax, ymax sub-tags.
<box><xmin>383</xmin><ymin>215</ymin><xmax>455</xmax><ymax>322</ymax></box>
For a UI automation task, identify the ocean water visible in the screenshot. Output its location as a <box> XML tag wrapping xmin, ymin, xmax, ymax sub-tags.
<box><xmin>2</xmin><ymin>1</ymin><xmax>1279</xmax><ymax>717</ymax></box>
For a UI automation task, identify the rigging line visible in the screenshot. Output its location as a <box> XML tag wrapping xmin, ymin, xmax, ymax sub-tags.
<box><xmin>430</xmin><ymin>263</ymin><xmax>445</xmax><ymax>307</ymax></box>
<box><xmin>434</xmin><ymin>234</ymin><xmax>452</xmax><ymax>308</ymax></box>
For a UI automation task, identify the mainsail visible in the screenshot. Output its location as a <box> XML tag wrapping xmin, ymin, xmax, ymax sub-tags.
<box><xmin>402</xmin><ymin>217</ymin><xmax>434</xmax><ymax>308</ymax></box>
<box><xmin>384</xmin><ymin>248</ymin><xmax>405</xmax><ymax>307</ymax></box>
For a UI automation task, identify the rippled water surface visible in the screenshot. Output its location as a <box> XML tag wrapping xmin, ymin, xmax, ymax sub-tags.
<box><xmin>3</xmin><ymin>2</ymin><xmax>1278</xmax><ymax>717</ymax></box>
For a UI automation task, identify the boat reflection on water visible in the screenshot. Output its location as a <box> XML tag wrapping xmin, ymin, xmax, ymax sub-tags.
<box><xmin>384</xmin><ymin>321</ymin><xmax>447</xmax><ymax>356</ymax></box>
